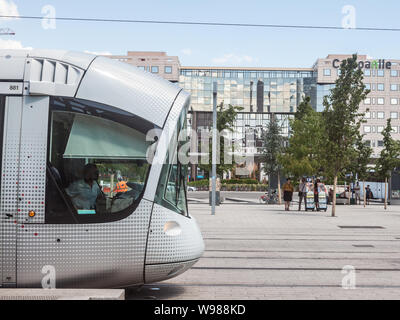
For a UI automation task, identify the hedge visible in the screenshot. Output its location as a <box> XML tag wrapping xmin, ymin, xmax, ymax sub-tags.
<box><xmin>188</xmin><ymin>179</ymin><xmax>268</xmax><ymax>191</ymax></box>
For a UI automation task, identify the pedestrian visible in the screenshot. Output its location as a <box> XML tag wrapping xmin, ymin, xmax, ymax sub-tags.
<box><xmin>365</xmin><ymin>185</ymin><xmax>372</xmax><ymax>205</ymax></box>
<box><xmin>313</xmin><ymin>179</ymin><xmax>320</xmax><ymax>210</ymax></box>
<box><xmin>353</xmin><ymin>182</ymin><xmax>361</xmax><ymax>205</ymax></box>
<box><xmin>298</xmin><ymin>177</ymin><xmax>307</xmax><ymax>211</ymax></box>
<box><xmin>328</xmin><ymin>188</ymin><xmax>334</xmax><ymax>204</ymax></box>
<box><xmin>282</xmin><ymin>178</ymin><xmax>294</xmax><ymax>211</ymax></box>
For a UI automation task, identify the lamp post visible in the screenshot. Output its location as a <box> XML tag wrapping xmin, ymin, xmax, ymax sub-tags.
<box><xmin>211</xmin><ymin>82</ymin><xmax>217</xmax><ymax>215</ymax></box>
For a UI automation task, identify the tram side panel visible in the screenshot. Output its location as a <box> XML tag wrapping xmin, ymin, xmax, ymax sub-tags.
<box><xmin>15</xmin><ymin>95</ymin><xmax>153</xmax><ymax>288</ymax></box>
<box><xmin>1</xmin><ymin>96</ymin><xmax>22</xmax><ymax>287</ymax></box>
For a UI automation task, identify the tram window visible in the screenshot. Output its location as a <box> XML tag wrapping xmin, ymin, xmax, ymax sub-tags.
<box><xmin>46</xmin><ymin>97</ymin><xmax>156</xmax><ymax>224</ymax></box>
<box><xmin>155</xmin><ymin>109</ymin><xmax>189</xmax><ymax>216</ymax></box>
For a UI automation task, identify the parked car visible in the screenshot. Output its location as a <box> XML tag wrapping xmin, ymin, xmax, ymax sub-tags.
<box><xmin>187</xmin><ymin>186</ymin><xmax>197</xmax><ymax>191</ymax></box>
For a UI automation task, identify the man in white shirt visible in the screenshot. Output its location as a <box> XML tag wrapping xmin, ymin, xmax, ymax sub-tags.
<box><xmin>353</xmin><ymin>182</ymin><xmax>361</xmax><ymax>205</ymax></box>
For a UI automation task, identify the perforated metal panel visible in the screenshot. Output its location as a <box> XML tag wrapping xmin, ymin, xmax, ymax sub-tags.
<box><xmin>145</xmin><ymin>259</ymin><xmax>198</xmax><ymax>284</ymax></box>
<box><xmin>17</xmin><ymin>199</ymin><xmax>153</xmax><ymax>288</ymax></box>
<box><xmin>1</xmin><ymin>97</ymin><xmax>22</xmax><ymax>286</ymax></box>
<box><xmin>76</xmin><ymin>56</ymin><xmax>181</xmax><ymax>128</ymax></box>
<box><xmin>143</xmin><ymin>91</ymin><xmax>190</xmax><ymax>201</ymax></box>
<box><xmin>17</xmin><ymin>96</ymin><xmax>49</xmax><ymax>224</ymax></box>
<box><xmin>145</xmin><ymin>203</ymin><xmax>204</xmax><ymax>265</ymax></box>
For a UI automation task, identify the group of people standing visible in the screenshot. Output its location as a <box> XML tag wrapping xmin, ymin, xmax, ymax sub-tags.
<box><xmin>281</xmin><ymin>177</ymin><xmax>328</xmax><ymax>211</ymax></box>
<box><xmin>281</xmin><ymin>178</ymin><xmax>375</xmax><ymax>211</ymax></box>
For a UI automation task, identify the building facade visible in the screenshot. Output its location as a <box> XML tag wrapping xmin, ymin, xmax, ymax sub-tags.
<box><xmin>107</xmin><ymin>51</ymin><xmax>181</xmax><ymax>82</ymax></box>
<box><xmin>312</xmin><ymin>54</ymin><xmax>400</xmax><ymax>158</ymax></box>
<box><xmin>107</xmin><ymin>52</ymin><xmax>400</xmax><ymax>179</ymax></box>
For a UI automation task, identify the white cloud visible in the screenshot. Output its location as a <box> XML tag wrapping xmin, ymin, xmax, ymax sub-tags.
<box><xmin>0</xmin><ymin>0</ymin><xmax>19</xmax><ymax>20</ymax></box>
<box><xmin>0</xmin><ymin>39</ymin><xmax>32</xmax><ymax>50</ymax></box>
<box><xmin>212</xmin><ymin>53</ymin><xmax>257</xmax><ymax>66</ymax></box>
<box><xmin>181</xmin><ymin>48</ymin><xmax>192</xmax><ymax>56</ymax></box>
<box><xmin>84</xmin><ymin>50</ymin><xmax>112</xmax><ymax>56</ymax></box>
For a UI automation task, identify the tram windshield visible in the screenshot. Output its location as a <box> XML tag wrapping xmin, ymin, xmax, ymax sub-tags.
<box><xmin>155</xmin><ymin>107</ymin><xmax>189</xmax><ymax>216</ymax></box>
<box><xmin>46</xmin><ymin>97</ymin><xmax>156</xmax><ymax>223</ymax></box>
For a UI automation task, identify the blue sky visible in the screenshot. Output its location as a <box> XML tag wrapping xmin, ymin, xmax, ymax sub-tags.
<box><xmin>1</xmin><ymin>0</ymin><xmax>400</xmax><ymax>67</ymax></box>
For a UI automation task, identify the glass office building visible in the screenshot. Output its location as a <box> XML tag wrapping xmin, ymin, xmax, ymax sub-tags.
<box><xmin>179</xmin><ymin>68</ymin><xmax>315</xmax><ymax>113</ymax></box>
<box><xmin>179</xmin><ymin>67</ymin><xmax>316</xmax><ymax>179</ymax></box>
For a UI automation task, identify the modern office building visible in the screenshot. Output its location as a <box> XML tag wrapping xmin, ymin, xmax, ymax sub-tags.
<box><xmin>179</xmin><ymin>66</ymin><xmax>314</xmax><ymax>180</ymax></box>
<box><xmin>107</xmin><ymin>52</ymin><xmax>400</xmax><ymax>180</ymax></box>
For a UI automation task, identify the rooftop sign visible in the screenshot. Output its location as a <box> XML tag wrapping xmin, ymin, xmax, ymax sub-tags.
<box><xmin>332</xmin><ymin>59</ymin><xmax>391</xmax><ymax>69</ymax></box>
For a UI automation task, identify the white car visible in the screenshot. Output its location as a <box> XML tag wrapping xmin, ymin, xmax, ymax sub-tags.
<box><xmin>187</xmin><ymin>186</ymin><xmax>197</xmax><ymax>191</ymax></box>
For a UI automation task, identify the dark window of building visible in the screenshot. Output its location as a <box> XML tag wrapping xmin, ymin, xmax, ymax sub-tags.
<box><xmin>165</xmin><ymin>66</ymin><xmax>172</xmax><ymax>74</ymax></box>
<box><xmin>323</xmin><ymin>69</ymin><xmax>331</xmax><ymax>76</ymax></box>
<box><xmin>256</xmin><ymin>80</ymin><xmax>264</xmax><ymax>113</ymax></box>
<box><xmin>46</xmin><ymin>97</ymin><xmax>157</xmax><ymax>224</ymax></box>
<box><xmin>378</xmin><ymin>140</ymin><xmax>384</xmax><ymax>147</ymax></box>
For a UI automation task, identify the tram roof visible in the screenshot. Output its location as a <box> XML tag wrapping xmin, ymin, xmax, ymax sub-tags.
<box><xmin>0</xmin><ymin>49</ymin><xmax>185</xmax><ymax>128</ymax></box>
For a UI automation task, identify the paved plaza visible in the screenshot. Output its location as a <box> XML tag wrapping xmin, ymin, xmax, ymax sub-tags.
<box><xmin>128</xmin><ymin>198</ymin><xmax>400</xmax><ymax>300</ymax></box>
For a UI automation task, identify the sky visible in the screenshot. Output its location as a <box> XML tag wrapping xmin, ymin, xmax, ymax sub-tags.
<box><xmin>1</xmin><ymin>0</ymin><xmax>400</xmax><ymax>68</ymax></box>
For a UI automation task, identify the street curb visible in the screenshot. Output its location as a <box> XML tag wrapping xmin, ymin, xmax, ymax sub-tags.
<box><xmin>0</xmin><ymin>288</ymin><xmax>125</xmax><ymax>300</ymax></box>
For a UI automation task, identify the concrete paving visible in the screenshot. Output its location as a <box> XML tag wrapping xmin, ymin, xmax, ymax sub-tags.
<box><xmin>128</xmin><ymin>201</ymin><xmax>400</xmax><ymax>300</ymax></box>
<box><xmin>0</xmin><ymin>288</ymin><xmax>125</xmax><ymax>300</ymax></box>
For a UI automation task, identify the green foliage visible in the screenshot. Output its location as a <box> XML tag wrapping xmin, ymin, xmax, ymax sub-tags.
<box><xmin>278</xmin><ymin>96</ymin><xmax>324</xmax><ymax>180</ymax></box>
<box><xmin>187</xmin><ymin>178</ymin><xmax>268</xmax><ymax>191</ymax></box>
<box><xmin>222</xmin><ymin>178</ymin><xmax>259</xmax><ymax>184</ymax></box>
<box><xmin>187</xmin><ymin>179</ymin><xmax>209</xmax><ymax>187</ymax></box>
<box><xmin>198</xmin><ymin>103</ymin><xmax>243</xmax><ymax>176</ymax></box>
<box><xmin>261</xmin><ymin>113</ymin><xmax>285</xmax><ymax>176</ymax></box>
<box><xmin>344</xmin><ymin>131</ymin><xmax>373</xmax><ymax>181</ymax></box>
<box><xmin>321</xmin><ymin>54</ymin><xmax>370</xmax><ymax>178</ymax></box>
<box><xmin>375</xmin><ymin>119</ymin><xmax>400</xmax><ymax>179</ymax></box>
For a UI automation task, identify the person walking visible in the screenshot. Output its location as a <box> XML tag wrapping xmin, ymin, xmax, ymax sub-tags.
<box><xmin>353</xmin><ymin>182</ymin><xmax>361</xmax><ymax>205</ymax></box>
<box><xmin>313</xmin><ymin>179</ymin><xmax>320</xmax><ymax>211</ymax></box>
<box><xmin>282</xmin><ymin>178</ymin><xmax>294</xmax><ymax>211</ymax></box>
<box><xmin>298</xmin><ymin>177</ymin><xmax>307</xmax><ymax>211</ymax></box>
<box><xmin>365</xmin><ymin>185</ymin><xmax>372</xmax><ymax>205</ymax></box>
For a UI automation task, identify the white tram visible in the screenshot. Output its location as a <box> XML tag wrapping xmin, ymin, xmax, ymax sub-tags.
<box><xmin>0</xmin><ymin>49</ymin><xmax>204</xmax><ymax>288</ymax></box>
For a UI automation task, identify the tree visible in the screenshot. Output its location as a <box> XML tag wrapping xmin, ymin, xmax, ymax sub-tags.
<box><xmin>344</xmin><ymin>132</ymin><xmax>373</xmax><ymax>206</ymax></box>
<box><xmin>199</xmin><ymin>103</ymin><xmax>243</xmax><ymax>177</ymax></box>
<box><xmin>375</xmin><ymin>119</ymin><xmax>400</xmax><ymax>209</ymax></box>
<box><xmin>321</xmin><ymin>54</ymin><xmax>370</xmax><ymax>216</ymax></box>
<box><xmin>261</xmin><ymin>113</ymin><xmax>286</xmax><ymax>203</ymax></box>
<box><xmin>279</xmin><ymin>96</ymin><xmax>324</xmax><ymax>181</ymax></box>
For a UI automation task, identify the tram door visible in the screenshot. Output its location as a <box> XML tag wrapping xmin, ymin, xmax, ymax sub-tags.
<box><xmin>1</xmin><ymin>95</ymin><xmax>49</xmax><ymax>287</ymax></box>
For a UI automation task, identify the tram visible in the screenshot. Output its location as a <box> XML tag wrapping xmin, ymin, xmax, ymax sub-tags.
<box><xmin>0</xmin><ymin>49</ymin><xmax>204</xmax><ymax>288</ymax></box>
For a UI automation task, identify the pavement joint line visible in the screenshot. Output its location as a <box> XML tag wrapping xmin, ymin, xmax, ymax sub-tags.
<box><xmin>191</xmin><ymin>267</ymin><xmax>400</xmax><ymax>271</ymax></box>
<box><xmin>204</xmin><ymin>237</ymin><xmax>397</xmax><ymax>242</ymax></box>
<box><xmin>204</xmin><ymin>249</ymin><xmax>400</xmax><ymax>254</ymax></box>
<box><xmin>201</xmin><ymin>256</ymin><xmax>399</xmax><ymax>260</ymax></box>
<box><xmin>143</xmin><ymin>283</ymin><xmax>400</xmax><ymax>289</ymax></box>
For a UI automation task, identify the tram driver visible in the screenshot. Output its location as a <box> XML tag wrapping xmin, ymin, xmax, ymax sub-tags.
<box><xmin>65</xmin><ymin>163</ymin><xmax>103</xmax><ymax>210</ymax></box>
